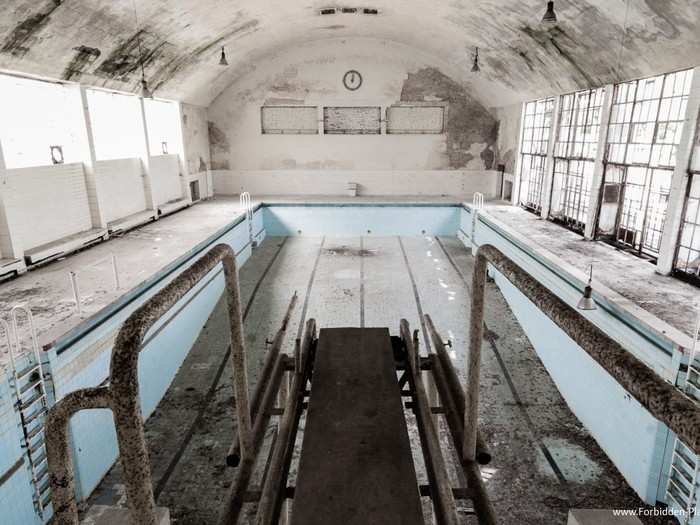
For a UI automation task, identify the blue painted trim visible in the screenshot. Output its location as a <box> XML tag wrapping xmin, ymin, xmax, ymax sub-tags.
<box><xmin>259</xmin><ymin>202</ymin><xmax>461</xmax><ymax>208</ymax></box>
<box><xmin>53</xmin><ymin>206</ymin><xmax>262</xmax><ymax>355</ymax></box>
<box><xmin>471</xmin><ymin>209</ymin><xmax>675</xmax><ymax>356</ymax></box>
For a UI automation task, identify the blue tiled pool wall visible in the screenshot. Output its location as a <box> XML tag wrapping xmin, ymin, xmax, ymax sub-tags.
<box><xmin>0</xmin><ymin>202</ymin><xmax>688</xmax><ymax>524</ymax></box>
<box><xmin>0</xmin><ymin>207</ymin><xmax>264</xmax><ymax>525</ymax></box>
<box><xmin>461</xmin><ymin>205</ymin><xmax>688</xmax><ymax>518</ymax></box>
<box><xmin>263</xmin><ymin>204</ymin><xmax>461</xmax><ymax>237</ymax></box>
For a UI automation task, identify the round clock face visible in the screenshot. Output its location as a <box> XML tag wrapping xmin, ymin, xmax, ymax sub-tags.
<box><xmin>343</xmin><ymin>70</ymin><xmax>362</xmax><ymax>91</ymax></box>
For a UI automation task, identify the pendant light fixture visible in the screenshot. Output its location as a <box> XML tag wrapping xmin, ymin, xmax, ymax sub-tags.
<box><xmin>577</xmin><ymin>264</ymin><xmax>597</xmax><ymax>311</ymax></box>
<box><xmin>542</xmin><ymin>1</ymin><xmax>557</xmax><ymax>25</ymax></box>
<box><xmin>219</xmin><ymin>46</ymin><xmax>229</xmax><ymax>66</ymax></box>
<box><xmin>471</xmin><ymin>47</ymin><xmax>480</xmax><ymax>73</ymax></box>
<box><xmin>133</xmin><ymin>0</ymin><xmax>153</xmax><ymax>99</ymax></box>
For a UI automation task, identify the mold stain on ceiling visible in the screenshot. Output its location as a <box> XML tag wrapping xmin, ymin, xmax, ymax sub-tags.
<box><xmin>0</xmin><ymin>0</ymin><xmax>698</xmax><ymax>107</ymax></box>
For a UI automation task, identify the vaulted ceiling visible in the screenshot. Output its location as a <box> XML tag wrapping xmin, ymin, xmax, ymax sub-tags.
<box><xmin>1</xmin><ymin>0</ymin><xmax>699</xmax><ymax>107</ymax></box>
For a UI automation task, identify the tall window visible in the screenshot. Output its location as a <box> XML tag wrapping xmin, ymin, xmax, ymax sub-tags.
<box><xmin>598</xmin><ymin>69</ymin><xmax>693</xmax><ymax>257</ymax></box>
<box><xmin>550</xmin><ymin>88</ymin><xmax>605</xmax><ymax>232</ymax></box>
<box><xmin>87</xmin><ymin>89</ymin><xmax>143</xmax><ymax>160</ymax></box>
<box><xmin>144</xmin><ymin>99</ymin><xmax>181</xmax><ymax>156</ymax></box>
<box><xmin>518</xmin><ymin>98</ymin><xmax>555</xmax><ymax>213</ymax></box>
<box><xmin>0</xmin><ymin>75</ymin><xmax>85</xmax><ymax>168</ymax></box>
<box><xmin>676</xmin><ymin>126</ymin><xmax>700</xmax><ymax>283</ymax></box>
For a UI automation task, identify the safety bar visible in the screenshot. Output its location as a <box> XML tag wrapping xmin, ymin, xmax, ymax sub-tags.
<box><xmin>68</xmin><ymin>253</ymin><xmax>121</xmax><ymax>314</ymax></box>
<box><xmin>240</xmin><ymin>191</ymin><xmax>254</xmax><ymax>246</ymax></box>
<box><xmin>46</xmin><ymin>243</ymin><xmax>251</xmax><ymax>525</ymax></box>
<box><xmin>464</xmin><ymin>244</ymin><xmax>700</xmax><ymax>460</ymax></box>
<box><xmin>10</xmin><ymin>305</ymin><xmax>45</xmax><ymax>386</ymax></box>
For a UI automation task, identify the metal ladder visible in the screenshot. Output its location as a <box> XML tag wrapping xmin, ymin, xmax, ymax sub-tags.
<box><xmin>240</xmin><ymin>191</ymin><xmax>255</xmax><ymax>248</ymax></box>
<box><xmin>7</xmin><ymin>305</ymin><xmax>51</xmax><ymax>516</ymax></box>
<box><xmin>666</xmin><ymin>313</ymin><xmax>700</xmax><ymax>524</ymax></box>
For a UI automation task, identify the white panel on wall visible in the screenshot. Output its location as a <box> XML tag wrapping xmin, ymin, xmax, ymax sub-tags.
<box><xmin>4</xmin><ymin>163</ymin><xmax>93</xmax><ymax>250</ymax></box>
<box><xmin>96</xmin><ymin>158</ymin><xmax>148</xmax><ymax>222</ymax></box>
<box><xmin>323</xmin><ymin>107</ymin><xmax>381</xmax><ymax>134</ymax></box>
<box><xmin>150</xmin><ymin>154</ymin><xmax>183</xmax><ymax>205</ymax></box>
<box><xmin>386</xmin><ymin>106</ymin><xmax>445</xmax><ymax>134</ymax></box>
<box><xmin>261</xmin><ymin>106</ymin><xmax>318</xmax><ymax>134</ymax></box>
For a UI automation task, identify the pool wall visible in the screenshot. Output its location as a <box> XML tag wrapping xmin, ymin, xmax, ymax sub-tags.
<box><xmin>460</xmin><ymin>204</ymin><xmax>686</xmax><ymax>510</ymax></box>
<box><xmin>0</xmin><ymin>206</ymin><xmax>264</xmax><ymax>525</ymax></box>
<box><xmin>0</xmin><ymin>201</ymin><xmax>693</xmax><ymax>524</ymax></box>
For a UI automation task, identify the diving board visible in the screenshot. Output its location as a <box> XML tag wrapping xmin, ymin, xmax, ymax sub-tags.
<box><xmin>291</xmin><ymin>327</ymin><xmax>425</xmax><ymax>525</ymax></box>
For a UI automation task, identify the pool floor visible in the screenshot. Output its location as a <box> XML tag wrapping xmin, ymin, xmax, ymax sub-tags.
<box><xmin>86</xmin><ymin>236</ymin><xmax>662</xmax><ymax>524</ymax></box>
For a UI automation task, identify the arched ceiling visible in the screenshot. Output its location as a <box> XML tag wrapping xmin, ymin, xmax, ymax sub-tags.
<box><xmin>1</xmin><ymin>0</ymin><xmax>699</xmax><ymax>108</ymax></box>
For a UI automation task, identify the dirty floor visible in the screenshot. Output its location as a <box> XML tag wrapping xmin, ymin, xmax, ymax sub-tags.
<box><xmin>86</xmin><ymin>235</ymin><xmax>675</xmax><ymax>524</ymax></box>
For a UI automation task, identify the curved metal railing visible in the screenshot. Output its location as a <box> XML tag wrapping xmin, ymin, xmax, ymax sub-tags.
<box><xmin>46</xmin><ymin>243</ymin><xmax>251</xmax><ymax>525</ymax></box>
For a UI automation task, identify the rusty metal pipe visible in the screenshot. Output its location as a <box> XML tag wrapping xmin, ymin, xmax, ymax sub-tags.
<box><xmin>255</xmin><ymin>319</ymin><xmax>316</xmax><ymax>525</ymax></box>
<box><xmin>400</xmin><ymin>319</ymin><xmax>459</xmax><ymax>525</ymax></box>
<box><xmin>424</xmin><ymin>314</ymin><xmax>491</xmax><ymax>464</ymax></box>
<box><xmin>46</xmin><ymin>387</ymin><xmax>112</xmax><ymax>525</ymax></box>
<box><xmin>47</xmin><ymin>243</ymin><xmax>251</xmax><ymax>525</ymax></box>
<box><xmin>469</xmin><ymin>245</ymin><xmax>700</xmax><ymax>455</ymax></box>
<box><xmin>226</xmin><ymin>292</ymin><xmax>298</xmax><ymax>466</ymax></box>
<box><xmin>217</xmin><ymin>352</ymin><xmax>289</xmax><ymax>524</ymax></box>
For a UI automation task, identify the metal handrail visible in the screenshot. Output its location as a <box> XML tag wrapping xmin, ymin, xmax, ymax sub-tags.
<box><xmin>68</xmin><ymin>253</ymin><xmax>121</xmax><ymax>314</ymax></box>
<box><xmin>463</xmin><ymin>244</ymin><xmax>700</xmax><ymax>461</ymax></box>
<box><xmin>46</xmin><ymin>243</ymin><xmax>252</xmax><ymax>525</ymax></box>
<box><xmin>11</xmin><ymin>306</ymin><xmax>44</xmax><ymax>385</ymax></box>
<box><xmin>240</xmin><ymin>191</ymin><xmax>253</xmax><ymax>245</ymax></box>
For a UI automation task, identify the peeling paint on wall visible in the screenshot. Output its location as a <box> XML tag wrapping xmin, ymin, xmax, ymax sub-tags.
<box><xmin>208</xmin><ymin>121</ymin><xmax>230</xmax><ymax>170</ymax></box>
<box><xmin>400</xmin><ymin>67</ymin><xmax>499</xmax><ymax>170</ymax></box>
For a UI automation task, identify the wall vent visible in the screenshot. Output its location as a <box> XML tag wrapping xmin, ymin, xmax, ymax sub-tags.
<box><xmin>341</xmin><ymin>7</ymin><xmax>357</xmax><ymax>13</ymax></box>
<box><xmin>363</xmin><ymin>8</ymin><xmax>379</xmax><ymax>15</ymax></box>
<box><xmin>319</xmin><ymin>7</ymin><xmax>337</xmax><ymax>15</ymax></box>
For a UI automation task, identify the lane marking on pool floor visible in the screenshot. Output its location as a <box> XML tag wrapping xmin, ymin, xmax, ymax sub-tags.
<box><xmin>154</xmin><ymin>236</ymin><xmax>289</xmax><ymax>500</ymax></box>
<box><xmin>397</xmin><ymin>236</ymin><xmax>432</xmax><ymax>354</ymax></box>
<box><xmin>433</xmin><ymin>236</ymin><xmax>570</xmax><ymax>490</ymax></box>
<box><xmin>296</xmin><ymin>236</ymin><xmax>326</xmax><ymax>340</ymax></box>
<box><xmin>360</xmin><ymin>236</ymin><xmax>365</xmax><ymax>328</ymax></box>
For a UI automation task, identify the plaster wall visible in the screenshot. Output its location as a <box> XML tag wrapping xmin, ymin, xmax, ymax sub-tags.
<box><xmin>207</xmin><ymin>39</ymin><xmax>500</xmax><ymax>197</ymax></box>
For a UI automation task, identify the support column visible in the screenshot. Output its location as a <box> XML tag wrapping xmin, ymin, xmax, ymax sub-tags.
<box><xmin>657</xmin><ymin>66</ymin><xmax>700</xmax><ymax>275</ymax></box>
<box><xmin>540</xmin><ymin>95</ymin><xmax>561</xmax><ymax>219</ymax></box>
<box><xmin>175</xmin><ymin>102</ymin><xmax>193</xmax><ymax>204</ymax></box>
<box><xmin>136</xmin><ymin>97</ymin><xmax>158</xmax><ymax>214</ymax></box>
<box><xmin>76</xmin><ymin>85</ymin><xmax>107</xmax><ymax>230</ymax></box>
<box><xmin>511</xmin><ymin>103</ymin><xmax>527</xmax><ymax>206</ymax></box>
<box><xmin>0</xmin><ymin>139</ymin><xmax>24</xmax><ymax>262</ymax></box>
<box><xmin>584</xmin><ymin>84</ymin><xmax>615</xmax><ymax>240</ymax></box>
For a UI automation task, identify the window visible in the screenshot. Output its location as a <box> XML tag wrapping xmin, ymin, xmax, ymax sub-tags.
<box><xmin>323</xmin><ymin>107</ymin><xmax>381</xmax><ymax>135</ymax></box>
<box><xmin>0</xmin><ymin>74</ymin><xmax>85</xmax><ymax>168</ymax></box>
<box><xmin>549</xmin><ymin>88</ymin><xmax>605</xmax><ymax>232</ymax></box>
<box><xmin>386</xmin><ymin>105</ymin><xmax>445</xmax><ymax>134</ymax></box>
<box><xmin>144</xmin><ymin>99</ymin><xmax>181</xmax><ymax>157</ymax></box>
<box><xmin>518</xmin><ymin>97</ymin><xmax>555</xmax><ymax>212</ymax></box>
<box><xmin>598</xmin><ymin>69</ymin><xmax>694</xmax><ymax>257</ymax></box>
<box><xmin>261</xmin><ymin>106</ymin><xmax>318</xmax><ymax>134</ymax></box>
<box><xmin>87</xmin><ymin>89</ymin><xmax>143</xmax><ymax>160</ymax></box>
<box><xmin>676</xmin><ymin>124</ymin><xmax>700</xmax><ymax>283</ymax></box>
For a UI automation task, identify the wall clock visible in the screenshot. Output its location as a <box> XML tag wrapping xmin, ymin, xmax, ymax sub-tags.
<box><xmin>343</xmin><ymin>70</ymin><xmax>362</xmax><ymax>91</ymax></box>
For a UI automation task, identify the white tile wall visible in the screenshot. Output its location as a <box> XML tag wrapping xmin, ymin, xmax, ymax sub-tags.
<box><xmin>3</xmin><ymin>163</ymin><xmax>93</xmax><ymax>250</ymax></box>
<box><xmin>95</xmin><ymin>158</ymin><xmax>149</xmax><ymax>222</ymax></box>
<box><xmin>150</xmin><ymin>155</ymin><xmax>184</xmax><ymax>206</ymax></box>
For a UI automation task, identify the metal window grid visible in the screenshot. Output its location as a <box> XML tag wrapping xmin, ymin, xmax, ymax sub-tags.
<box><xmin>676</xmin><ymin>173</ymin><xmax>700</xmax><ymax>281</ymax></box>
<box><xmin>519</xmin><ymin>98</ymin><xmax>554</xmax><ymax>212</ymax></box>
<box><xmin>602</xmin><ymin>69</ymin><xmax>694</xmax><ymax>256</ymax></box>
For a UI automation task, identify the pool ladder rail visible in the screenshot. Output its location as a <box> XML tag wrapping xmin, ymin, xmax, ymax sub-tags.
<box><xmin>4</xmin><ymin>305</ymin><xmax>52</xmax><ymax>517</ymax></box>
<box><xmin>240</xmin><ymin>192</ymin><xmax>255</xmax><ymax>248</ymax></box>
<box><xmin>666</xmin><ymin>312</ymin><xmax>700</xmax><ymax>524</ymax></box>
